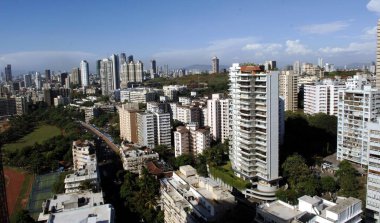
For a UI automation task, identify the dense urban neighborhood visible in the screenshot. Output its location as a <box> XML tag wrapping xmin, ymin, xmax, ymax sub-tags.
<box><xmin>1</xmin><ymin>1</ymin><xmax>380</xmax><ymax>223</ymax></box>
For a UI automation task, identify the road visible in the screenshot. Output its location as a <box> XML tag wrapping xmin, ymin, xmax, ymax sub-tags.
<box><xmin>79</xmin><ymin>121</ymin><xmax>119</xmax><ymax>153</ymax></box>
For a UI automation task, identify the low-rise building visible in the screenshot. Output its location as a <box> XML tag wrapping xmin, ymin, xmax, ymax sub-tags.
<box><xmin>255</xmin><ymin>195</ymin><xmax>362</xmax><ymax>223</ymax></box>
<box><xmin>72</xmin><ymin>140</ymin><xmax>96</xmax><ymax>171</ymax></box>
<box><xmin>64</xmin><ymin>163</ymin><xmax>99</xmax><ymax>193</ymax></box>
<box><xmin>119</xmin><ymin>146</ymin><xmax>159</xmax><ymax>174</ymax></box>
<box><xmin>38</xmin><ymin>191</ymin><xmax>106</xmax><ymax>222</ymax></box>
<box><xmin>160</xmin><ymin>165</ymin><xmax>235</xmax><ymax>223</ymax></box>
<box><xmin>174</xmin><ymin>124</ymin><xmax>210</xmax><ymax>157</ymax></box>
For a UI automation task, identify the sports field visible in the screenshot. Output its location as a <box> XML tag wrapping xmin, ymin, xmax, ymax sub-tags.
<box><xmin>3</xmin><ymin>125</ymin><xmax>61</xmax><ymax>151</ymax></box>
<box><xmin>4</xmin><ymin>167</ymin><xmax>34</xmax><ymax>221</ymax></box>
<box><xmin>27</xmin><ymin>172</ymin><xmax>60</xmax><ymax>220</ymax></box>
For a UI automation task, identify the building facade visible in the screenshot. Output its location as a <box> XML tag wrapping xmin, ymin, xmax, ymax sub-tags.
<box><xmin>279</xmin><ymin>71</ymin><xmax>298</xmax><ymax>112</ymax></box>
<box><xmin>337</xmin><ymin>85</ymin><xmax>380</xmax><ymax>165</ymax></box>
<box><xmin>80</xmin><ymin>60</ymin><xmax>89</xmax><ymax>87</ymax></box>
<box><xmin>212</xmin><ymin>56</ymin><xmax>219</xmax><ymax>74</ymax></box>
<box><xmin>119</xmin><ymin>103</ymin><xmax>139</xmax><ymax>143</ymax></box>
<box><xmin>229</xmin><ymin>63</ymin><xmax>282</xmax><ymax>200</ymax></box>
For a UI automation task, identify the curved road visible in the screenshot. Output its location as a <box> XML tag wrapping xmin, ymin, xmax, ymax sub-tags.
<box><xmin>79</xmin><ymin>121</ymin><xmax>119</xmax><ymax>153</ymax></box>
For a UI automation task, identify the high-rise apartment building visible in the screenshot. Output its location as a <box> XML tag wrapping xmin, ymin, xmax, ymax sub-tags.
<box><xmin>366</xmin><ymin>119</ymin><xmax>380</xmax><ymax>222</ymax></box>
<box><xmin>137</xmin><ymin>112</ymin><xmax>156</xmax><ymax>149</ymax></box>
<box><xmin>293</xmin><ymin>61</ymin><xmax>301</xmax><ymax>75</ymax></box>
<box><xmin>377</xmin><ymin>19</ymin><xmax>380</xmax><ymax>89</ymax></box>
<box><xmin>120</xmin><ymin>53</ymin><xmax>127</xmax><ymax>64</ymax></box>
<box><xmin>119</xmin><ymin>103</ymin><xmax>139</xmax><ymax>143</ymax></box>
<box><xmin>80</xmin><ymin>60</ymin><xmax>89</xmax><ymax>87</ymax></box>
<box><xmin>207</xmin><ymin>94</ymin><xmax>230</xmax><ymax>142</ymax></box>
<box><xmin>15</xmin><ymin>96</ymin><xmax>28</xmax><ymax>115</ymax></box>
<box><xmin>150</xmin><ymin>59</ymin><xmax>157</xmax><ymax>77</ymax></box>
<box><xmin>154</xmin><ymin>112</ymin><xmax>171</xmax><ymax>147</ymax></box>
<box><xmin>304</xmin><ymin>79</ymin><xmax>345</xmax><ymax>116</ymax></box>
<box><xmin>100</xmin><ymin>58</ymin><xmax>114</xmax><ymax>95</ymax></box>
<box><xmin>35</xmin><ymin>72</ymin><xmax>42</xmax><ymax>90</ymax></box>
<box><xmin>71</xmin><ymin>67</ymin><xmax>81</xmax><ymax>86</ymax></box>
<box><xmin>120</xmin><ymin>60</ymin><xmax>144</xmax><ymax>88</ymax></box>
<box><xmin>24</xmin><ymin>74</ymin><xmax>32</xmax><ymax>88</ymax></box>
<box><xmin>4</xmin><ymin>64</ymin><xmax>11</xmax><ymax>82</ymax></box>
<box><xmin>212</xmin><ymin>56</ymin><xmax>219</xmax><ymax>74</ymax></box>
<box><xmin>229</xmin><ymin>63</ymin><xmax>282</xmax><ymax>200</ymax></box>
<box><xmin>337</xmin><ymin>84</ymin><xmax>380</xmax><ymax>165</ymax></box>
<box><xmin>45</xmin><ymin>69</ymin><xmax>51</xmax><ymax>82</ymax></box>
<box><xmin>137</xmin><ymin>111</ymin><xmax>171</xmax><ymax>149</ymax></box>
<box><xmin>110</xmin><ymin>54</ymin><xmax>120</xmax><ymax>90</ymax></box>
<box><xmin>279</xmin><ymin>71</ymin><xmax>298</xmax><ymax>112</ymax></box>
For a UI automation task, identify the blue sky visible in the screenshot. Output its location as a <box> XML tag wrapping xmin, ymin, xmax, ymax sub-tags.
<box><xmin>1</xmin><ymin>0</ymin><xmax>380</xmax><ymax>73</ymax></box>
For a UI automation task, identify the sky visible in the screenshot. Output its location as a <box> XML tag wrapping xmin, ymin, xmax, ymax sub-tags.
<box><xmin>1</xmin><ymin>0</ymin><xmax>380</xmax><ymax>74</ymax></box>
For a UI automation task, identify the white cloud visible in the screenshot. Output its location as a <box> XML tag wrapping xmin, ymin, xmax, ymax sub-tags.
<box><xmin>242</xmin><ymin>43</ymin><xmax>282</xmax><ymax>53</ymax></box>
<box><xmin>285</xmin><ymin>40</ymin><xmax>311</xmax><ymax>55</ymax></box>
<box><xmin>367</xmin><ymin>0</ymin><xmax>380</xmax><ymax>13</ymax></box>
<box><xmin>298</xmin><ymin>21</ymin><xmax>350</xmax><ymax>34</ymax></box>
<box><xmin>361</xmin><ymin>26</ymin><xmax>377</xmax><ymax>39</ymax></box>
<box><xmin>0</xmin><ymin>51</ymin><xmax>97</xmax><ymax>72</ymax></box>
<box><xmin>318</xmin><ymin>41</ymin><xmax>375</xmax><ymax>54</ymax></box>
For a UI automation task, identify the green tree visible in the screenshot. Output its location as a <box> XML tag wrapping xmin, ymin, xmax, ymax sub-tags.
<box><xmin>282</xmin><ymin>154</ymin><xmax>310</xmax><ymax>187</ymax></box>
<box><xmin>275</xmin><ymin>188</ymin><xmax>298</xmax><ymax>205</ymax></box>
<box><xmin>321</xmin><ymin>176</ymin><xmax>338</xmax><ymax>195</ymax></box>
<box><xmin>335</xmin><ymin>161</ymin><xmax>359</xmax><ymax>197</ymax></box>
<box><xmin>174</xmin><ymin>154</ymin><xmax>194</xmax><ymax>169</ymax></box>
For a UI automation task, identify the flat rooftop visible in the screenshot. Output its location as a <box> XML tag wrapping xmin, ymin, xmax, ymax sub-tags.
<box><xmin>46</xmin><ymin>204</ymin><xmax>114</xmax><ymax>223</ymax></box>
<box><xmin>260</xmin><ymin>200</ymin><xmax>303</xmax><ymax>221</ymax></box>
<box><xmin>326</xmin><ymin>197</ymin><xmax>361</xmax><ymax>214</ymax></box>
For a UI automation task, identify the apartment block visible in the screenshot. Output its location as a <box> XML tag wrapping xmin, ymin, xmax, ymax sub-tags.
<box><xmin>337</xmin><ymin>84</ymin><xmax>380</xmax><ymax>165</ymax></box>
<box><xmin>174</xmin><ymin>126</ymin><xmax>190</xmax><ymax>157</ymax></box>
<box><xmin>72</xmin><ymin>140</ymin><xmax>96</xmax><ymax>171</ymax></box>
<box><xmin>120</xmin><ymin>87</ymin><xmax>159</xmax><ymax>103</ymax></box>
<box><xmin>366</xmin><ymin>119</ymin><xmax>380</xmax><ymax>222</ymax></box>
<box><xmin>207</xmin><ymin>93</ymin><xmax>229</xmax><ymax>142</ymax></box>
<box><xmin>229</xmin><ymin>63</ymin><xmax>283</xmax><ymax>201</ymax></box>
<box><xmin>137</xmin><ymin>111</ymin><xmax>172</xmax><ymax>149</ymax></box>
<box><xmin>119</xmin><ymin>145</ymin><xmax>159</xmax><ymax>174</ymax></box>
<box><xmin>304</xmin><ymin>79</ymin><xmax>345</xmax><ymax>116</ymax></box>
<box><xmin>255</xmin><ymin>195</ymin><xmax>362</xmax><ymax>223</ymax></box>
<box><xmin>174</xmin><ymin>123</ymin><xmax>211</xmax><ymax>157</ymax></box>
<box><xmin>279</xmin><ymin>71</ymin><xmax>298</xmax><ymax>112</ymax></box>
<box><xmin>119</xmin><ymin>103</ymin><xmax>139</xmax><ymax>143</ymax></box>
<box><xmin>160</xmin><ymin>165</ymin><xmax>235</xmax><ymax>223</ymax></box>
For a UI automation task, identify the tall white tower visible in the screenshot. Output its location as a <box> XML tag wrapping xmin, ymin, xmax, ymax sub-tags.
<box><xmin>229</xmin><ymin>63</ymin><xmax>282</xmax><ymax>201</ymax></box>
<box><xmin>377</xmin><ymin>19</ymin><xmax>380</xmax><ymax>89</ymax></box>
<box><xmin>80</xmin><ymin>60</ymin><xmax>89</xmax><ymax>87</ymax></box>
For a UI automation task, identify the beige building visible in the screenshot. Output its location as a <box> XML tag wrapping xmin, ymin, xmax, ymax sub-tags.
<box><xmin>119</xmin><ymin>145</ymin><xmax>159</xmax><ymax>174</ymax></box>
<box><xmin>279</xmin><ymin>71</ymin><xmax>298</xmax><ymax>111</ymax></box>
<box><xmin>119</xmin><ymin>103</ymin><xmax>139</xmax><ymax>143</ymax></box>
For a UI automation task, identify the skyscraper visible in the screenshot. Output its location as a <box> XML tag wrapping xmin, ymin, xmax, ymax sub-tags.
<box><xmin>229</xmin><ymin>63</ymin><xmax>282</xmax><ymax>201</ymax></box>
<box><xmin>45</xmin><ymin>69</ymin><xmax>51</xmax><ymax>83</ymax></box>
<box><xmin>150</xmin><ymin>59</ymin><xmax>157</xmax><ymax>77</ymax></box>
<box><xmin>35</xmin><ymin>72</ymin><xmax>42</xmax><ymax>90</ymax></box>
<box><xmin>110</xmin><ymin>54</ymin><xmax>120</xmax><ymax>90</ymax></box>
<box><xmin>212</xmin><ymin>56</ymin><xmax>219</xmax><ymax>74</ymax></box>
<box><xmin>377</xmin><ymin>19</ymin><xmax>380</xmax><ymax>89</ymax></box>
<box><xmin>127</xmin><ymin>55</ymin><xmax>133</xmax><ymax>63</ymax></box>
<box><xmin>4</xmin><ymin>64</ymin><xmax>11</xmax><ymax>82</ymax></box>
<box><xmin>96</xmin><ymin>60</ymin><xmax>101</xmax><ymax>78</ymax></box>
<box><xmin>293</xmin><ymin>60</ymin><xmax>301</xmax><ymax>75</ymax></box>
<box><xmin>71</xmin><ymin>67</ymin><xmax>81</xmax><ymax>86</ymax></box>
<box><xmin>80</xmin><ymin>60</ymin><xmax>89</xmax><ymax>87</ymax></box>
<box><xmin>100</xmin><ymin>58</ymin><xmax>114</xmax><ymax>95</ymax></box>
<box><xmin>279</xmin><ymin>71</ymin><xmax>298</xmax><ymax>112</ymax></box>
<box><xmin>24</xmin><ymin>74</ymin><xmax>32</xmax><ymax>88</ymax></box>
<box><xmin>120</xmin><ymin>53</ymin><xmax>127</xmax><ymax>64</ymax></box>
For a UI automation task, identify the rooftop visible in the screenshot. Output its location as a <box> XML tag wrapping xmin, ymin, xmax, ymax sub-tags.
<box><xmin>46</xmin><ymin>204</ymin><xmax>114</xmax><ymax>223</ymax></box>
<box><xmin>326</xmin><ymin>197</ymin><xmax>361</xmax><ymax>214</ymax></box>
<box><xmin>258</xmin><ymin>200</ymin><xmax>303</xmax><ymax>221</ymax></box>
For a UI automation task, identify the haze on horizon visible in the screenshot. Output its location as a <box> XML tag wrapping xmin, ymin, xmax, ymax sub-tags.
<box><xmin>1</xmin><ymin>0</ymin><xmax>380</xmax><ymax>73</ymax></box>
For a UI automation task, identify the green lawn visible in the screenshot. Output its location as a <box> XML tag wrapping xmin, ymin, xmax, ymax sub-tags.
<box><xmin>3</xmin><ymin>125</ymin><xmax>61</xmax><ymax>151</ymax></box>
<box><xmin>209</xmin><ymin>162</ymin><xmax>251</xmax><ymax>190</ymax></box>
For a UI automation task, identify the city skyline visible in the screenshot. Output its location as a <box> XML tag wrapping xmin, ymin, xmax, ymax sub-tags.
<box><xmin>1</xmin><ymin>0</ymin><xmax>380</xmax><ymax>73</ymax></box>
